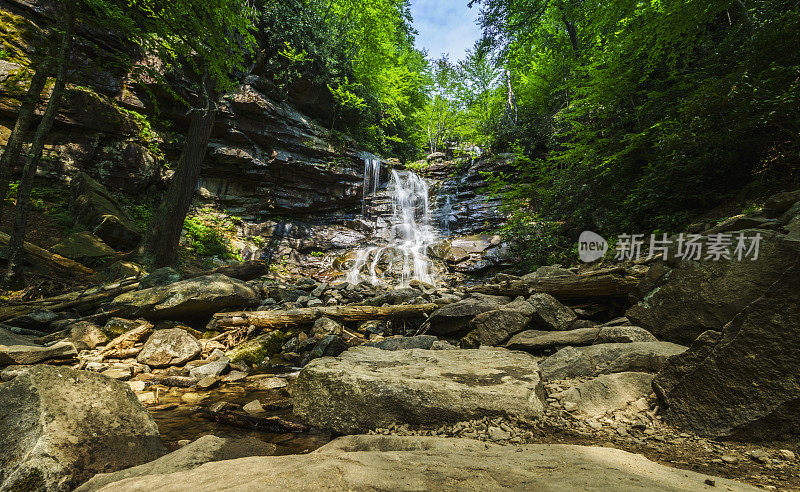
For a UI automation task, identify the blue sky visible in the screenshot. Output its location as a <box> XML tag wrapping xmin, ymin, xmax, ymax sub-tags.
<box><xmin>409</xmin><ymin>0</ymin><xmax>482</xmax><ymax>61</ymax></box>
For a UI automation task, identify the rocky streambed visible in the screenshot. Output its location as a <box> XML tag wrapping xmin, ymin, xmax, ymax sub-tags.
<box><xmin>2</xmin><ymin>193</ymin><xmax>800</xmax><ymax>490</ymax></box>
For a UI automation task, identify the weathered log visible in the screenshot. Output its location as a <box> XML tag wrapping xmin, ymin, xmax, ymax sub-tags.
<box><xmin>197</xmin><ymin>407</ymin><xmax>308</xmax><ymax>433</ymax></box>
<box><xmin>0</xmin><ymin>231</ymin><xmax>94</xmax><ymax>277</ymax></box>
<box><xmin>100</xmin><ymin>321</ymin><xmax>152</xmax><ymax>359</ymax></box>
<box><xmin>0</xmin><ymin>280</ymin><xmax>139</xmax><ymax>321</ymax></box>
<box><xmin>468</xmin><ymin>269</ymin><xmax>645</xmax><ymax>299</ymax></box>
<box><xmin>213</xmin><ymin>303</ymin><xmax>439</xmax><ymax>329</ymax></box>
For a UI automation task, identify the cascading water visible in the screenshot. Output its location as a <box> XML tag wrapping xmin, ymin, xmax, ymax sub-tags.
<box><xmin>361</xmin><ymin>153</ymin><xmax>382</xmax><ymax>214</ymax></box>
<box><xmin>346</xmin><ymin>169</ymin><xmax>439</xmax><ymax>286</ymax></box>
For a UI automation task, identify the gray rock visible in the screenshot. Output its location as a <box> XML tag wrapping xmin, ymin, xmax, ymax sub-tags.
<box><xmin>0</xmin><ymin>327</ymin><xmax>77</xmax><ymax>365</ymax></box>
<box><xmin>427</xmin><ymin>297</ymin><xmax>508</xmax><ymax>335</ymax></box>
<box><xmin>506</xmin><ymin>328</ymin><xmax>600</xmax><ymax>352</ymax></box>
<box><xmin>554</xmin><ymin>372</ymin><xmax>655</xmax><ymax>417</ymax></box>
<box><xmin>7</xmin><ymin>309</ymin><xmax>59</xmax><ymax>330</ymax></box>
<box><xmin>594</xmin><ymin>326</ymin><xmax>657</xmax><ymax>344</ymax></box>
<box><xmin>301</xmin><ymin>335</ymin><xmax>348</xmax><ymax>366</ymax></box>
<box><xmin>521</xmin><ymin>265</ymin><xmax>575</xmax><ymax>282</ymax></box>
<box><xmin>189</xmin><ymin>359</ymin><xmax>229</xmax><ymax>379</ymax></box>
<box><xmin>111</xmin><ymin>274</ymin><xmax>260</xmax><ymax>320</ymax></box>
<box><xmin>75</xmin><ymin>435</ymin><xmax>276</xmax><ymax>492</ymax></box>
<box><xmin>100</xmin><ymin>365</ymin><xmax>133</xmax><ymax>381</ymax></box>
<box><xmin>539</xmin><ymin>342</ymin><xmax>687</xmax><ymax>380</ymax></box>
<box><xmin>138</xmin><ymin>267</ymin><xmax>182</xmax><ymax>290</ymax></box>
<box><xmin>87</xmin><ymin>435</ymin><xmax>758</xmax><ymax>492</ymax></box>
<box><xmin>0</xmin><ymin>365</ymin><xmax>166</xmax><ymax>491</ymax></box>
<box><xmin>528</xmin><ymin>293</ymin><xmax>578</xmax><ymax>331</ymax></box>
<box><xmin>764</xmin><ymin>189</ymin><xmax>800</xmax><ymax>216</ymax></box>
<box><xmin>294</xmin><ymin>346</ymin><xmax>545</xmax><ymax>434</ymax></box>
<box><xmin>137</xmin><ymin>329</ymin><xmax>202</xmax><ymax>367</ymax></box>
<box><xmin>627</xmin><ymin>231</ymin><xmax>800</xmax><ymax>344</ymax></box>
<box><xmin>466</xmin><ymin>297</ymin><xmax>536</xmax><ymax>347</ymax></box>
<box><xmin>653</xmin><ymin>262</ymin><xmax>800</xmax><ymax>438</ymax></box>
<box><xmin>69</xmin><ymin>321</ymin><xmax>108</xmax><ymax>350</ymax></box>
<box><xmin>365</xmin><ymin>335</ymin><xmax>437</xmax><ymax>351</ymax></box>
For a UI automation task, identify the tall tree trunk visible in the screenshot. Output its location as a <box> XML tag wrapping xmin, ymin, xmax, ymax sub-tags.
<box><xmin>4</xmin><ymin>5</ymin><xmax>75</xmax><ymax>286</ymax></box>
<box><xmin>0</xmin><ymin>54</ymin><xmax>54</xmax><ymax>223</ymax></box>
<box><xmin>140</xmin><ymin>77</ymin><xmax>217</xmax><ymax>267</ymax></box>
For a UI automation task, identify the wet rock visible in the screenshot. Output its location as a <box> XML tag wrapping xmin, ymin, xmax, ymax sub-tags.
<box><xmin>0</xmin><ymin>327</ymin><xmax>77</xmax><ymax>365</ymax></box>
<box><xmin>294</xmin><ymin>346</ymin><xmax>545</xmax><ymax>434</ymax></box>
<box><xmin>553</xmin><ymin>372</ymin><xmax>655</xmax><ymax>417</ymax></box>
<box><xmin>189</xmin><ymin>358</ymin><xmax>229</xmax><ymax>379</ymax></box>
<box><xmin>0</xmin><ymin>365</ymin><xmax>166</xmax><ymax>491</ymax></box>
<box><xmin>653</xmin><ymin>263</ymin><xmax>800</xmax><ymax>439</ymax></box>
<box><xmin>69</xmin><ymin>321</ymin><xmax>108</xmax><ymax>350</ymax></box>
<box><xmin>111</xmin><ymin>274</ymin><xmax>260</xmax><ymax>320</ymax></box>
<box><xmin>506</xmin><ymin>328</ymin><xmax>600</xmax><ymax>353</ymax></box>
<box><xmin>594</xmin><ymin>326</ymin><xmax>657</xmax><ymax>344</ymax></box>
<box><xmin>138</xmin><ymin>267</ymin><xmax>182</xmax><ymax>290</ymax></box>
<box><xmin>136</xmin><ymin>329</ymin><xmax>202</xmax><ymax>367</ymax></box>
<box><xmin>528</xmin><ymin>293</ymin><xmax>578</xmax><ymax>331</ymax></box>
<box><xmin>539</xmin><ymin>342</ymin><xmax>687</xmax><ymax>380</ymax></box>
<box><xmin>90</xmin><ymin>434</ymin><xmax>759</xmax><ymax>491</ymax></box>
<box><xmin>365</xmin><ymin>335</ymin><xmax>437</xmax><ymax>351</ymax></box>
<box><xmin>75</xmin><ymin>435</ymin><xmax>276</xmax><ymax>492</ymax></box>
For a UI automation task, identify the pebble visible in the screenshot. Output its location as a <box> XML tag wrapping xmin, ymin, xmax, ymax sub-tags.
<box><xmin>778</xmin><ymin>449</ymin><xmax>795</xmax><ymax>461</ymax></box>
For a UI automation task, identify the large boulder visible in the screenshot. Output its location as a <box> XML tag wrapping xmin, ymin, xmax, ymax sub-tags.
<box><xmin>51</xmin><ymin>231</ymin><xmax>117</xmax><ymax>262</ymax></box>
<box><xmin>0</xmin><ymin>365</ymin><xmax>166</xmax><ymax>491</ymax></box>
<box><xmin>626</xmin><ymin>231</ymin><xmax>800</xmax><ymax>344</ymax></box>
<box><xmin>69</xmin><ymin>321</ymin><xmax>109</xmax><ymax>350</ymax></box>
<box><xmin>0</xmin><ymin>327</ymin><xmax>76</xmax><ymax>366</ymax></box>
<box><xmin>75</xmin><ymin>435</ymin><xmax>276</xmax><ymax>492</ymax></box>
<box><xmin>539</xmin><ymin>342</ymin><xmax>687</xmax><ymax>380</ymax></box>
<box><xmin>594</xmin><ymin>325</ymin><xmax>657</xmax><ymax>344</ymax></box>
<box><xmin>653</xmin><ymin>263</ymin><xmax>800</xmax><ymax>439</ymax></box>
<box><xmin>294</xmin><ymin>346</ymin><xmax>545</xmax><ymax>434</ymax></box>
<box><xmin>426</xmin><ymin>296</ymin><xmax>508</xmax><ymax>335</ymax></box>
<box><xmin>464</xmin><ymin>297</ymin><xmax>535</xmax><ymax>346</ymax></box>
<box><xmin>527</xmin><ymin>293</ymin><xmax>578</xmax><ymax>331</ymax></box>
<box><xmin>552</xmin><ymin>372</ymin><xmax>655</xmax><ymax>417</ymax></box>
<box><xmin>110</xmin><ymin>274</ymin><xmax>260</xmax><ymax>320</ymax></box>
<box><xmin>84</xmin><ymin>435</ymin><xmax>758</xmax><ymax>492</ymax></box>
<box><xmin>69</xmin><ymin>172</ymin><xmax>141</xmax><ymax>251</ymax></box>
<box><xmin>136</xmin><ymin>328</ymin><xmax>202</xmax><ymax>367</ymax></box>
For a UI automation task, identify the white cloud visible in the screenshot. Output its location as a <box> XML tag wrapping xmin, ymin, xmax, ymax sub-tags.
<box><xmin>409</xmin><ymin>0</ymin><xmax>482</xmax><ymax>61</ymax></box>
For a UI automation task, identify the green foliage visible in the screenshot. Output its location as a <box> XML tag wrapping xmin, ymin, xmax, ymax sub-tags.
<box><xmin>182</xmin><ymin>209</ymin><xmax>242</xmax><ymax>261</ymax></box>
<box><xmin>308</xmin><ymin>250</ymin><xmax>325</xmax><ymax>257</ymax></box>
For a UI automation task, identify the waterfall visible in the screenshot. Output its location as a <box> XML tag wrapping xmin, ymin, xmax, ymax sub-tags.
<box><xmin>361</xmin><ymin>153</ymin><xmax>382</xmax><ymax>214</ymax></box>
<box><xmin>347</xmin><ymin>169</ymin><xmax>438</xmax><ymax>285</ymax></box>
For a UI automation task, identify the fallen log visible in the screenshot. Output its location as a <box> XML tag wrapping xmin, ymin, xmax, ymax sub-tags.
<box><xmin>197</xmin><ymin>407</ymin><xmax>308</xmax><ymax>433</ymax></box>
<box><xmin>213</xmin><ymin>303</ymin><xmax>439</xmax><ymax>330</ymax></box>
<box><xmin>0</xmin><ymin>231</ymin><xmax>94</xmax><ymax>278</ymax></box>
<box><xmin>468</xmin><ymin>268</ymin><xmax>645</xmax><ymax>299</ymax></box>
<box><xmin>100</xmin><ymin>321</ymin><xmax>152</xmax><ymax>359</ymax></box>
<box><xmin>0</xmin><ymin>280</ymin><xmax>139</xmax><ymax>321</ymax></box>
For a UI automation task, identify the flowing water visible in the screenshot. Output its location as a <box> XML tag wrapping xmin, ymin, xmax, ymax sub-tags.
<box><xmin>347</xmin><ymin>168</ymin><xmax>439</xmax><ymax>286</ymax></box>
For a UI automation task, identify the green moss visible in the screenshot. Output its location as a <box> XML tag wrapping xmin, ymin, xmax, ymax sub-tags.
<box><xmin>6</xmin><ymin>467</ymin><xmax>45</xmax><ymax>492</ymax></box>
<box><xmin>226</xmin><ymin>330</ymin><xmax>286</xmax><ymax>365</ymax></box>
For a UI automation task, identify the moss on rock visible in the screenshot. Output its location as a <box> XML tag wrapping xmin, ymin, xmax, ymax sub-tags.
<box><xmin>226</xmin><ymin>330</ymin><xmax>286</xmax><ymax>365</ymax></box>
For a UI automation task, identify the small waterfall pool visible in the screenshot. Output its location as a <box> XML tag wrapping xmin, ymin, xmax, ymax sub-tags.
<box><xmin>347</xmin><ymin>159</ymin><xmax>441</xmax><ymax>286</ymax></box>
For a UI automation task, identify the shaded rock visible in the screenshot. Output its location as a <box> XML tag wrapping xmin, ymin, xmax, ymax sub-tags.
<box><xmin>294</xmin><ymin>346</ymin><xmax>545</xmax><ymax>434</ymax></box>
<box><xmin>111</xmin><ymin>274</ymin><xmax>260</xmax><ymax>320</ymax></box>
<box><xmin>1</xmin><ymin>364</ymin><xmax>32</xmax><ymax>381</ymax></box>
<box><xmin>506</xmin><ymin>328</ymin><xmax>600</xmax><ymax>352</ymax></box>
<box><xmin>138</xmin><ymin>267</ymin><xmax>182</xmax><ymax>290</ymax></box>
<box><xmin>427</xmin><ymin>297</ymin><xmax>507</xmax><ymax>335</ymax></box>
<box><xmin>594</xmin><ymin>325</ymin><xmax>657</xmax><ymax>344</ymax></box>
<box><xmin>102</xmin><ymin>261</ymin><xmax>147</xmax><ymax>281</ymax></box>
<box><xmin>136</xmin><ymin>329</ymin><xmax>202</xmax><ymax>367</ymax></box>
<box><xmin>653</xmin><ymin>262</ymin><xmax>800</xmax><ymax>439</ymax></box>
<box><xmin>528</xmin><ymin>293</ymin><xmax>578</xmax><ymax>331</ymax></box>
<box><xmin>75</xmin><ymin>435</ymin><xmax>276</xmax><ymax>492</ymax></box>
<box><xmin>0</xmin><ymin>365</ymin><xmax>166</xmax><ymax>491</ymax></box>
<box><xmin>703</xmin><ymin>215</ymin><xmax>779</xmax><ymax>235</ymax></box>
<box><xmin>764</xmin><ymin>189</ymin><xmax>800</xmax><ymax>217</ymax></box>
<box><xmin>521</xmin><ymin>265</ymin><xmax>575</xmax><ymax>282</ymax></box>
<box><xmin>7</xmin><ymin>309</ymin><xmax>59</xmax><ymax>330</ymax></box>
<box><xmin>91</xmin><ymin>435</ymin><xmax>758</xmax><ymax>492</ymax></box>
<box><xmin>626</xmin><ymin>231</ymin><xmax>800</xmax><ymax>344</ymax></box>
<box><xmin>102</xmin><ymin>317</ymin><xmax>143</xmax><ymax>337</ymax></box>
<box><xmin>70</xmin><ymin>172</ymin><xmax>140</xmax><ymax>250</ymax></box>
<box><xmin>464</xmin><ymin>297</ymin><xmax>535</xmax><ymax>347</ymax></box>
<box><xmin>539</xmin><ymin>342</ymin><xmax>687</xmax><ymax>380</ymax></box>
<box><xmin>554</xmin><ymin>372</ymin><xmax>655</xmax><ymax>417</ymax></box>
<box><xmin>0</xmin><ymin>327</ymin><xmax>76</xmax><ymax>365</ymax></box>
<box><xmin>365</xmin><ymin>335</ymin><xmax>437</xmax><ymax>351</ymax></box>
<box><xmin>226</xmin><ymin>331</ymin><xmax>285</xmax><ymax>366</ymax></box>
<box><xmin>69</xmin><ymin>321</ymin><xmax>108</xmax><ymax>350</ymax></box>
<box><xmin>301</xmin><ymin>335</ymin><xmax>348</xmax><ymax>366</ymax></box>
<box><xmin>189</xmin><ymin>359</ymin><xmax>229</xmax><ymax>379</ymax></box>
<box><xmin>51</xmin><ymin>231</ymin><xmax>116</xmax><ymax>263</ymax></box>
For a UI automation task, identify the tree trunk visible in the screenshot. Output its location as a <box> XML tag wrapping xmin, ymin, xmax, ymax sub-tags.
<box><xmin>140</xmin><ymin>76</ymin><xmax>217</xmax><ymax>267</ymax></box>
<box><xmin>0</xmin><ymin>54</ymin><xmax>53</xmax><ymax>223</ymax></box>
<box><xmin>4</xmin><ymin>5</ymin><xmax>75</xmax><ymax>286</ymax></box>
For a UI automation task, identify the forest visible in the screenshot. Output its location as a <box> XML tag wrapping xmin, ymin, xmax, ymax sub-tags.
<box><xmin>0</xmin><ymin>1</ymin><xmax>799</xmax><ymax>491</ymax></box>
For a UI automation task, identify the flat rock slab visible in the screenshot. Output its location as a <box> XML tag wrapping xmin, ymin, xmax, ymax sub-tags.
<box><xmin>294</xmin><ymin>346</ymin><xmax>546</xmax><ymax>434</ymax></box>
<box><xmin>540</xmin><ymin>342</ymin><xmax>687</xmax><ymax>380</ymax></box>
<box><xmin>506</xmin><ymin>327</ymin><xmax>600</xmax><ymax>352</ymax></box>
<box><xmin>553</xmin><ymin>372</ymin><xmax>655</xmax><ymax>417</ymax></box>
<box><xmin>92</xmin><ymin>435</ymin><xmax>758</xmax><ymax>492</ymax></box>
<box><xmin>0</xmin><ymin>327</ymin><xmax>76</xmax><ymax>365</ymax></box>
